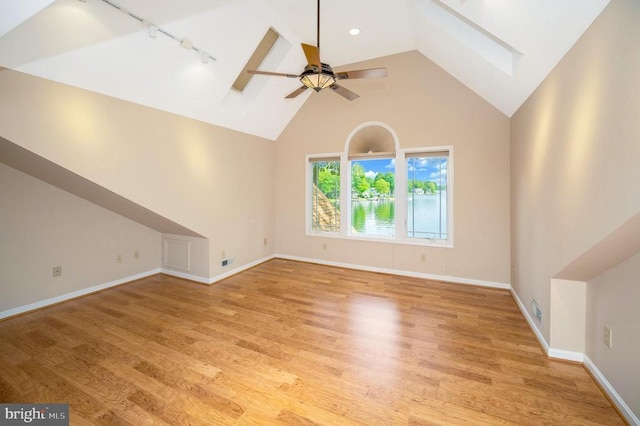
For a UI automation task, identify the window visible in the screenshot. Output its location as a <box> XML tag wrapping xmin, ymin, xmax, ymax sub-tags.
<box><xmin>350</xmin><ymin>158</ymin><xmax>395</xmax><ymax>237</ymax></box>
<box><xmin>310</xmin><ymin>158</ymin><xmax>340</xmax><ymax>232</ymax></box>
<box><xmin>406</xmin><ymin>151</ymin><xmax>449</xmax><ymax>241</ymax></box>
<box><xmin>307</xmin><ymin>136</ymin><xmax>452</xmax><ymax>247</ymax></box>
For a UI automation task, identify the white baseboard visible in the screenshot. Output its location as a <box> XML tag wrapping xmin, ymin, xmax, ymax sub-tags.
<box><xmin>510</xmin><ymin>288</ymin><xmax>588</xmax><ymax>363</ymax></box>
<box><xmin>209</xmin><ymin>254</ymin><xmax>277</xmax><ymax>284</ymax></box>
<box><xmin>276</xmin><ymin>254</ymin><xmax>511</xmax><ymax>290</ymax></box>
<box><xmin>584</xmin><ymin>355</ymin><xmax>640</xmax><ymax>426</ymax></box>
<box><xmin>161</xmin><ymin>255</ymin><xmax>277</xmax><ymax>285</ymax></box>
<box><xmin>160</xmin><ymin>268</ymin><xmax>210</xmax><ymax>284</ymax></box>
<box><xmin>548</xmin><ymin>348</ymin><xmax>584</xmax><ymax>363</ymax></box>
<box><xmin>509</xmin><ymin>288</ymin><xmax>640</xmax><ymax>424</ymax></box>
<box><xmin>0</xmin><ymin>269</ymin><xmax>161</xmax><ymax>320</ymax></box>
<box><xmin>2</xmin><ymin>256</ymin><xmax>505</xmax><ymax>320</ymax></box>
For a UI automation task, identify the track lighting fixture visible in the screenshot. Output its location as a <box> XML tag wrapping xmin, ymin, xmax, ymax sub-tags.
<box><xmin>180</xmin><ymin>38</ymin><xmax>193</xmax><ymax>50</ymax></box>
<box><xmin>78</xmin><ymin>0</ymin><xmax>216</xmax><ymax>63</ymax></box>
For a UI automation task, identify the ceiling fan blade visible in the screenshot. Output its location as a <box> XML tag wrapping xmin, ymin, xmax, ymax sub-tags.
<box><xmin>247</xmin><ymin>70</ymin><xmax>299</xmax><ymax>78</ymax></box>
<box><xmin>301</xmin><ymin>43</ymin><xmax>321</xmax><ymax>68</ymax></box>
<box><xmin>285</xmin><ymin>86</ymin><xmax>309</xmax><ymax>99</ymax></box>
<box><xmin>330</xmin><ymin>84</ymin><xmax>359</xmax><ymax>101</ymax></box>
<box><xmin>336</xmin><ymin>68</ymin><xmax>388</xmax><ymax>80</ymax></box>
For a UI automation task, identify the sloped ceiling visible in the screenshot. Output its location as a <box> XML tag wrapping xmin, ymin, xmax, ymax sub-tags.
<box><xmin>0</xmin><ymin>137</ymin><xmax>204</xmax><ymax>237</ymax></box>
<box><xmin>0</xmin><ymin>0</ymin><xmax>610</xmax><ymax>140</ymax></box>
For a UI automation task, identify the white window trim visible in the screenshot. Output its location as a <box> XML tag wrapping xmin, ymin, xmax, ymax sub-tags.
<box><xmin>306</xmin><ymin>126</ymin><xmax>453</xmax><ymax>248</ymax></box>
<box><xmin>399</xmin><ymin>145</ymin><xmax>454</xmax><ymax>248</ymax></box>
<box><xmin>306</xmin><ymin>147</ymin><xmax>454</xmax><ymax>248</ymax></box>
<box><xmin>306</xmin><ymin>153</ymin><xmax>343</xmax><ymax>236</ymax></box>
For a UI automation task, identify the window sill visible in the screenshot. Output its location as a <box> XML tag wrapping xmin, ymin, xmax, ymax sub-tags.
<box><xmin>306</xmin><ymin>232</ymin><xmax>453</xmax><ymax>248</ymax></box>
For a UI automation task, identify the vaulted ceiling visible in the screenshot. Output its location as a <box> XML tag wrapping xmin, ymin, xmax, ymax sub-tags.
<box><xmin>0</xmin><ymin>0</ymin><xmax>610</xmax><ymax>140</ymax></box>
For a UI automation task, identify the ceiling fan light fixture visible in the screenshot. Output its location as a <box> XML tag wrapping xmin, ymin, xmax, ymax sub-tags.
<box><xmin>300</xmin><ymin>72</ymin><xmax>335</xmax><ymax>91</ymax></box>
<box><xmin>245</xmin><ymin>0</ymin><xmax>385</xmax><ymax>100</ymax></box>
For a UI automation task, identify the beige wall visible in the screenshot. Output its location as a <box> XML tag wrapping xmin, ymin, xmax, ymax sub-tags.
<box><xmin>511</xmin><ymin>0</ymin><xmax>640</xmax><ymax>342</ymax></box>
<box><xmin>511</xmin><ymin>0</ymin><xmax>640</xmax><ymax>418</ymax></box>
<box><xmin>587</xmin><ymin>252</ymin><xmax>640</xmax><ymax>417</ymax></box>
<box><xmin>275</xmin><ymin>50</ymin><xmax>511</xmax><ymax>285</ymax></box>
<box><xmin>0</xmin><ymin>68</ymin><xmax>276</xmax><ymax>281</ymax></box>
<box><xmin>549</xmin><ymin>279</ymin><xmax>586</xmax><ymax>353</ymax></box>
<box><xmin>0</xmin><ymin>163</ymin><xmax>160</xmax><ymax>315</ymax></box>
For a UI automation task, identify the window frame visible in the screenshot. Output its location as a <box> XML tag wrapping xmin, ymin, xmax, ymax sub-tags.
<box><xmin>401</xmin><ymin>146</ymin><xmax>453</xmax><ymax>247</ymax></box>
<box><xmin>306</xmin><ymin>154</ymin><xmax>343</xmax><ymax>236</ymax></box>
<box><xmin>306</xmin><ymin>146</ymin><xmax>453</xmax><ymax>248</ymax></box>
<box><xmin>347</xmin><ymin>155</ymin><xmax>397</xmax><ymax>241</ymax></box>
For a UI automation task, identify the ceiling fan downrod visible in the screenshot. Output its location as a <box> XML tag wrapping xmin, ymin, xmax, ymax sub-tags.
<box><xmin>317</xmin><ymin>0</ymin><xmax>321</xmax><ymax>54</ymax></box>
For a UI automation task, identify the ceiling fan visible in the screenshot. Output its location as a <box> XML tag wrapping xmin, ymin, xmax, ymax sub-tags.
<box><xmin>247</xmin><ymin>0</ymin><xmax>387</xmax><ymax>101</ymax></box>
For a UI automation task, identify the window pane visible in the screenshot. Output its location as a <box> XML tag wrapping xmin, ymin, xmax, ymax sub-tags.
<box><xmin>311</xmin><ymin>160</ymin><xmax>340</xmax><ymax>232</ymax></box>
<box><xmin>351</xmin><ymin>159</ymin><xmax>395</xmax><ymax>237</ymax></box>
<box><xmin>407</xmin><ymin>155</ymin><xmax>448</xmax><ymax>240</ymax></box>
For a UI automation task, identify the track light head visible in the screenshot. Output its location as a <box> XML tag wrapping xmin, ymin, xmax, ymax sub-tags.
<box><xmin>180</xmin><ymin>38</ymin><xmax>193</xmax><ymax>50</ymax></box>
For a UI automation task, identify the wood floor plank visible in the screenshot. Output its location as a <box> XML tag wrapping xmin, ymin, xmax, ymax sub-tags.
<box><xmin>0</xmin><ymin>259</ymin><xmax>625</xmax><ymax>425</ymax></box>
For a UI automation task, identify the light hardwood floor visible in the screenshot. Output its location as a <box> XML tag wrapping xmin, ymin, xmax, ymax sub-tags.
<box><xmin>0</xmin><ymin>259</ymin><xmax>625</xmax><ymax>425</ymax></box>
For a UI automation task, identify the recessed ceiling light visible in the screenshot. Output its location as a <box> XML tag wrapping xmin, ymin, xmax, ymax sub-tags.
<box><xmin>349</xmin><ymin>28</ymin><xmax>361</xmax><ymax>36</ymax></box>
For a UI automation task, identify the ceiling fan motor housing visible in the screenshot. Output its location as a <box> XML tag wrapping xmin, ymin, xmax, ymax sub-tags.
<box><xmin>303</xmin><ymin>63</ymin><xmax>335</xmax><ymax>75</ymax></box>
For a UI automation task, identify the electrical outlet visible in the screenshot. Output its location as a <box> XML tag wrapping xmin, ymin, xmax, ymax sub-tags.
<box><xmin>134</xmin><ymin>250</ymin><xmax>140</xmax><ymax>259</ymax></box>
<box><xmin>116</xmin><ymin>254</ymin><xmax>123</xmax><ymax>263</ymax></box>
<box><xmin>52</xmin><ymin>266</ymin><xmax>62</xmax><ymax>278</ymax></box>
<box><xmin>322</xmin><ymin>243</ymin><xmax>327</xmax><ymax>250</ymax></box>
<box><xmin>263</xmin><ymin>238</ymin><xmax>268</xmax><ymax>246</ymax></box>
<box><xmin>420</xmin><ymin>254</ymin><xmax>426</xmax><ymax>262</ymax></box>
<box><xmin>604</xmin><ymin>326</ymin><xmax>613</xmax><ymax>348</ymax></box>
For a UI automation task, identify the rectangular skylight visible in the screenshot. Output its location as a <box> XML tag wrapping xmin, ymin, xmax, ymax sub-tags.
<box><xmin>232</xmin><ymin>27</ymin><xmax>280</xmax><ymax>92</ymax></box>
<box><xmin>425</xmin><ymin>0</ymin><xmax>520</xmax><ymax>76</ymax></box>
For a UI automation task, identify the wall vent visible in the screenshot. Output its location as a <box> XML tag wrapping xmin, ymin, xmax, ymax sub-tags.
<box><xmin>531</xmin><ymin>299</ymin><xmax>542</xmax><ymax>324</ymax></box>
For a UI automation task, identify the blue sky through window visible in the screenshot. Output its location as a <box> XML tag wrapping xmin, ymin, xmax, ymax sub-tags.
<box><xmin>353</xmin><ymin>158</ymin><xmax>446</xmax><ymax>182</ymax></box>
<box><xmin>352</xmin><ymin>159</ymin><xmax>395</xmax><ymax>180</ymax></box>
<box><xmin>408</xmin><ymin>157</ymin><xmax>447</xmax><ymax>183</ymax></box>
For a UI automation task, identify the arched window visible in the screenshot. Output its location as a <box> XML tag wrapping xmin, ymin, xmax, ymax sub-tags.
<box><xmin>346</xmin><ymin>123</ymin><xmax>398</xmax><ymax>238</ymax></box>
<box><xmin>307</xmin><ymin>122</ymin><xmax>453</xmax><ymax>247</ymax></box>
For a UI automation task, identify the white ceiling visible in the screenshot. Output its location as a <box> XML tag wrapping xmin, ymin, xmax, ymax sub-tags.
<box><xmin>0</xmin><ymin>0</ymin><xmax>610</xmax><ymax>140</ymax></box>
